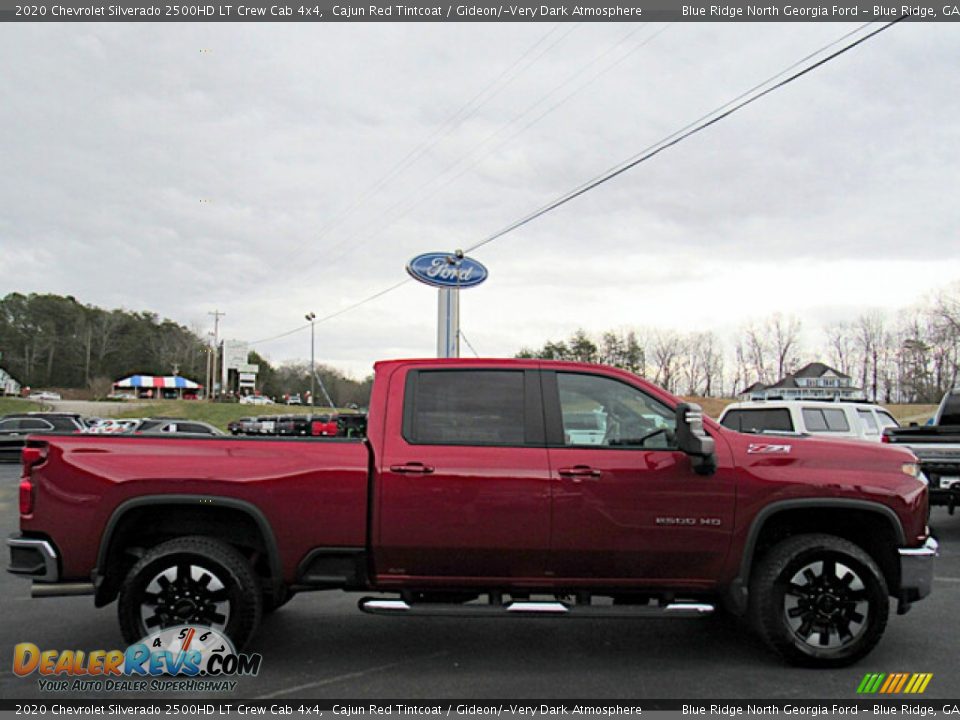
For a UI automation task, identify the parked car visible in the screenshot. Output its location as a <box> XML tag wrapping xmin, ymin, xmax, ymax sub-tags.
<box><xmin>27</xmin><ymin>391</ymin><xmax>62</xmax><ymax>402</ymax></box>
<box><xmin>7</xmin><ymin>358</ymin><xmax>935</xmax><ymax>667</ymax></box>
<box><xmin>106</xmin><ymin>392</ymin><xmax>136</xmax><ymax>401</ymax></box>
<box><xmin>309</xmin><ymin>413</ymin><xmax>339</xmax><ymax>436</ymax></box>
<box><xmin>718</xmin><ymin>401</ymin><xmax>899</xmax><ymax>442</ymax></box>
<box><xmin>336</xmin><ymin>413</ymin><xmax>367</xmax><ymax>438</ymax></box>
<box><xmin>227</xmin><ymin>417</ymin><xmax>254</xmax><ymax>435</ymax></box>
<box><xmin>883</xmin><ymin>387</ymin><xmax>960</xmax><ymax>511</ymax></box>
<box><xmin>83</xmin><ymin>418</ymin><xmax>142</xmax><ymax>434</ymax></box>
<box><xmin>240</xmin><ymin>395</ymin><xmax>273</xmax><ymax>406</ymax></box>
<box><xmin>286</xmin><ymin>394</ymin><xmax>303</xmax><ymax>405</ymax></box>
<box><xmin>0</xmin><ymin>412</ymin><xmax>84</xmax><ymax>461</ymax></box>
<box><xmin>136</xmin><ymin>418</ymin><xmax>223</xmax><ymax>436</ymax></box>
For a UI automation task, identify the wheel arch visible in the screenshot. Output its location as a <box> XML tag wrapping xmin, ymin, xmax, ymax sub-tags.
<box><xmin>95</xmin><ymin>495</ymin><xmax>282</xmax><ymax>607</ymax></box>
<box><xmin>727</xmin><ymin>499</ymin><xmax>905</xmax><ymax>615</ymax></box>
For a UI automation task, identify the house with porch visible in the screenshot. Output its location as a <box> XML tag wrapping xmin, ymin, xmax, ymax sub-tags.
<box><xmin>740</xmin><ymin>362</ymin><xmax>865</xmax><ymax>401</ymax></box>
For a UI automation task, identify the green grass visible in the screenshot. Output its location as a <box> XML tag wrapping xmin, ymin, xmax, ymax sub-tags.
<box><xmin>114</xmin><ymin>401</ymin><xmax>358</xmax><ymax>431</ymax></box>
<box><xmin>0</xmin><ymin>397</ymin><xmax>43</xmax><ymax>416</ymax></box>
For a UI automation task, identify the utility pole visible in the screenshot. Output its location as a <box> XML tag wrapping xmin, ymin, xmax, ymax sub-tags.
<box><xmin>208</xmin><ymin>310</ymin><xmax>225</xmax><ymax>399</ymax></box>
<box><xmin>305</xmin><ymin>312</ymin><xmax>316</xmax><ymax>406</ymax></box>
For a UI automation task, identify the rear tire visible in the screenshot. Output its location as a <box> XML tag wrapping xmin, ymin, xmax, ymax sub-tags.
<box><xmin>749</xmin><ymin>533</ymin><xmax>888</xmax><ymax>667</ymax></box>
<box><xmin>118</xmin><ymin>536</ymin><xmax>262</xmax><ymax>650</ymax></box>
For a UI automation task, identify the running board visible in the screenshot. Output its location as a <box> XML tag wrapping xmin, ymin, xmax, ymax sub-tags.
<box><xmin>359</xmin><ymin>598</ymin><xmax>714</xmax><ymax>618</ymax></box>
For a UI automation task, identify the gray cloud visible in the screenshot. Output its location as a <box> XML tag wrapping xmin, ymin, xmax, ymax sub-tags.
<box><xmin>1</xmin><ymin>21</ymin><xmax>957</xmax><ymax>377</ymax></box>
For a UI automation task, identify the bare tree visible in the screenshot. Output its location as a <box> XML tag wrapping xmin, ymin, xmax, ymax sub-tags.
<box><xmin>824</xmin><ymin>321</ymin><xmax>854</xmax><ymax>377</ymax></box>
<box><xmin>649</xmin><ymin>330</ymin><xmax>685</xmax><ymax>394</ymax></box>
<box><xmin>854</xmin><ymin>311</ymin><xmax>886</xmax><ymax>401</ymax></box>
<box><xmin>769</xmin><ymin>313</ymin><xmax>802</xmax><ymax>381</ymax></box>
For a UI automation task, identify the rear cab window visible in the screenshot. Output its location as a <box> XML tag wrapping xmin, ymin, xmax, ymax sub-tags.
<box><xmin>720</xmin><ymin>408</ymin><xmax>794</xmax><ymax>434</ymax></box>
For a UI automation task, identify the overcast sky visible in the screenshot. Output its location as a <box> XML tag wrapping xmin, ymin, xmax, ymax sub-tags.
<box><xmin>2</xmin><ymin>20</ymin><xmax>958</xmax><ymax>378</ymax></box>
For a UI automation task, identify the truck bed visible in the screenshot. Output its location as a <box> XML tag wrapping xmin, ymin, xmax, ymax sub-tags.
<box><xmin>21</xmin><ymin>433</ymin><xmax>371</xmax><ymax>582</ymax></box>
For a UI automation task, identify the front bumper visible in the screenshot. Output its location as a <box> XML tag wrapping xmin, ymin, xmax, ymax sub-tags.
<box><xmin>898</xmin><ymin>536</ymin><xmax>938</xmax><ymax>605</ymax></box>
<box><xmin>7</xmin><ymin>534</ymin><xmax>59</xmax><ymax>581</ymax></box>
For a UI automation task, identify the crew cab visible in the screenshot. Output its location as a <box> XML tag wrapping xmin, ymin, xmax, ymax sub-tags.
<box><xmin>884</xmin><ymin>387</ymin><xmax>960</xmax><ymax>512</ymax></box>
<box><xmin>7</xmin><ymin>359</ymin><xmax>936</xmax><ymax>667</ymax></box>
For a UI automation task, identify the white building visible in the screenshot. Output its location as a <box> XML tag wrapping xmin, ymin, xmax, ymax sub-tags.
<box><xmin>0</xmin><ymin>367</ymin><xmax>22</xmax><ymax>397</ymax></box>
<box><xmin>740</xmin><ymin>362</ymin><xmax>865</xmax><ymax>401</ymax></box>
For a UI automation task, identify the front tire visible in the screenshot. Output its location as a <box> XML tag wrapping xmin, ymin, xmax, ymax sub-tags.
<box><xmin>118</xmin><ymin>536</ymin><xmax>262</xmax><ymax>649</ymax></box>
<box><xmin>750</xmin><ymin>533</ymin><xmax>888</xmax><ymax>667</ymax></box>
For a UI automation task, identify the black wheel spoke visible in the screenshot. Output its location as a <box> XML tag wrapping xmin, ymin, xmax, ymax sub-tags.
<box><xmin>835</xmin><ymin>618</ymin><xmax>853</xmax><ymax>641</ymax></box>
<box><xmin>210</xmin><ymin>612</ymin><xmax>227</xmax><ymax>624</ymax></box>
<box><xmin>787</xmin><ymin>606</ymin><xmax>806</xmax><ymax>618</ymax></box>
<box><xmin>803</xmin><ymin>568</ymin><xmax>818</xmax><ymax>584</ymax></box>
<box><xmin>786</xmin><ymin>583</ymin><xmax>808</xmax><ymax>597</ymax></box>
<box><xmin>797</xmin><ymin>619</ymin><xmax>815</xmax><ymax>638</ymax></box>
<box><xmin>177</xmin><ymin>562</ymin><xmax>190</xmax><ymax>583</ymax></box>
<box><xmin>849</xmin><ymin>610</ymin><xmax>865</xmax><ymax>624</ymax></box>
<box><xmin>818</xmin><ymin>628</ymin><xmax>830</xmax><ymax>646</ymax></box>
<box><xmin>197</xmin><ymin>573</ymin><xmax>212</xmax><ymax>588</ymax></box>
<box><xmin>822</xmin><ymin>558</ymin><xmax>836</xmax><ymax>580</ymax></box>
<box><xmin>157</xmin><ymin>575</ymin><xmax>171</xmax><ymax>590</ymax></box>
<box><xmin>839</xmin><ymin>571</ymin><xmax>855</xmax><ymax>587</ymax></box>
<box><xmin>144</xmin><ymin>614</ymin><xmax>162</xmax><ymax>628</ymax></box>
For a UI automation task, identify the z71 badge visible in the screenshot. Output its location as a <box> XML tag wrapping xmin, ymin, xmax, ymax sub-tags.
<box><xmin>747</xmin><ymin>443</ymin><xmax>793</xmax><ymax>454</ymax></box>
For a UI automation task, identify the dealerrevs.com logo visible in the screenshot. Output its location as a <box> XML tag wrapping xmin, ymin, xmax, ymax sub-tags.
<box><xmin>13</xmin><ymin>625</ymin><xmax>262</xmax><ymax>692</ymax></box>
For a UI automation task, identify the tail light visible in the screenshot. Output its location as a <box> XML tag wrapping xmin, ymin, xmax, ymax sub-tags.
<box><xmin>21</xmin><ymin>444</ymin><xmax>47</xmax><ymax>474</ymax></box>
<box><xmin>311</xmin><ymin>421</ymin><xmax>322</xmax><ymax>436</ymax></box>
<box><xmin>19</xmin><ymin>479</ymin><xmax>34</xmax><ymax>515</ymax></box>
<box><xmin>881</xmin><ymin>433</ymin><xmax>890</xmax><ymax>443</ymax></box>
<box><xmin>20</xmin><ymin>444</ymin><xmax>47</xmax><ymax>515</ymax></box>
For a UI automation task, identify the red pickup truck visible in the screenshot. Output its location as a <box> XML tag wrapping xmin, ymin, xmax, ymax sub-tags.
<box><xmin>8</xmin><ymin>359</ymin><xmax>937</xmax><ymax>667</ymax></box>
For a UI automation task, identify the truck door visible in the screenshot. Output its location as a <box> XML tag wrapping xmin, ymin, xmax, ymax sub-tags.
<box><xmin>376</xmin><ymin>366</ymin><xmax>552</xmax><ymax>582</ymax></box>
<box><xmin>543</xmin><ymin>370</ymin><xmax>735</xmax><ymax>584</ymax></box>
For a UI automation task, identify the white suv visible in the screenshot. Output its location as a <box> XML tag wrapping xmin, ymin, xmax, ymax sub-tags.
<box><xmin>718</xmin><ymin>400</ymin><xmax>899</xmax><ymax>442</ymax></box>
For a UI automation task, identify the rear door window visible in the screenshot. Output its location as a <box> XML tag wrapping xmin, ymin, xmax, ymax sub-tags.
<box><xmin>19</xmin><ymin>418</ymin><xmax>54</xmax><ymax>431</ymax></box>
<box><xmin>802</xmin><ymin>408</ymin><xmax>850</xmax><ymax>432</ymax></box>
<box><xmin>404</xmin><ymin>370</ymin><xmax>528</xmax><ymax>446</ymax></box>
<box><xmin>721</xmin><ymin>408</ymin><xmax>794</xmax><ymax>433</ymax></box>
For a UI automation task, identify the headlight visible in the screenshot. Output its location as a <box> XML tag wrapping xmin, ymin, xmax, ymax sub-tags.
<box><xmin>901</xmin><ymin>462</ymin><xmax>920</xmax><ymax>478</ymax></box>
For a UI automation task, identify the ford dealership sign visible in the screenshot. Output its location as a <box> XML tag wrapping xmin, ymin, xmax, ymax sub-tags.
<box><xmin>406</xmin><ymin>252</ymin><xmax>488</xmax><ymax>289</ymax></box>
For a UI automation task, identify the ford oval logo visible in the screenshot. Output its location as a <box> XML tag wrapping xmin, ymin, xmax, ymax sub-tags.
<box><xmin>406</xmin><ymin>252</ymin><xmax>489</xmax><ymax>289</ymax></box>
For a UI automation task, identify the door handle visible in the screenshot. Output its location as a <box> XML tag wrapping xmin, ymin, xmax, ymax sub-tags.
<box><xmin>389</xmin><ymin>462</ymin><xmax>435</xmax><ymax>474</ymax></box>
<box><xmin>558</xmin><ymin>465</ymin><xmax>602</xmax><ymax>479</ymax></box>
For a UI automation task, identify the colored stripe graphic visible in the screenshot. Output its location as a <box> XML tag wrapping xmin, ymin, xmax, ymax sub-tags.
<box><xmin>857</xmin><ymin>672</ymin><xmax>932</xmax><ymax>694</ymax></box>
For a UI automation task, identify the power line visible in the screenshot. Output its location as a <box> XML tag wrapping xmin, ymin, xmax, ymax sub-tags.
<box><xmin>466</xmin><ymin>20</ymin><xmax>893</xmax><ymax>254</ymax></box>
<box><xmin>249</xmin><ymin>278</ymin><xmax>411</xmax><ymax>345</ymax></box>
<box><xmin>250</xmin><ymin>20</ymin><xmax>901</xmax><ymax>348</ymax></box>
<box><xmin>292</xmin><ymin>23</ymin><xmax>666</xmax><ymax>280</ymax></box>
<box><xmin>284</xmin><ymin>23</ymin><xmax>578</xmax><ymax>281</ymax></box>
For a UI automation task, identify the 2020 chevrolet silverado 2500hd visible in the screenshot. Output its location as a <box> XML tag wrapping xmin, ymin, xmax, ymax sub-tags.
<box><xmin>7</xmin><ymin>359</ymin><xmax>936</xmax><ymax>667</ymax></box>
<box><xmin>884</xmin><ymin>387</ymin><xmax>960</xmax><ymax>512</ymax></box>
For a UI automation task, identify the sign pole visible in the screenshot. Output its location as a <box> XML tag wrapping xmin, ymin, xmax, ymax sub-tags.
<box><xmin>437</xmin><ymin>287</ymin><xmax>460</xmax><ymax>359</ymax></box>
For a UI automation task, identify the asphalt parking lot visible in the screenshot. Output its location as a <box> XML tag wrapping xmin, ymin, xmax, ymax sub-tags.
<box><xmin>1</xmin><ymin>463</ymin><xmax>957</xmax><ymax>701</ymax></box>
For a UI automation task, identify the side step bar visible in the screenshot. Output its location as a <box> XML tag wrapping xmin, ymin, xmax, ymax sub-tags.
<box><xmin>359</xmin><ymin>598</ymin><xmax>714</xmax><ymax>618</ymax></box>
